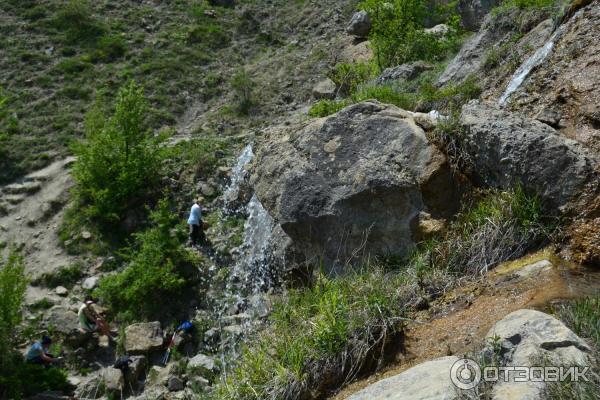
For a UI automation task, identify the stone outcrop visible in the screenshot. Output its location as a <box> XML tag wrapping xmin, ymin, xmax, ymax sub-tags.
<box><xmin>346</xmin><ymin>11</ymin><xmax>371</xmax><ymax>38</ymax></box>
<box><xmin>347</xmin><ymin>356</ymin><xmax>460</xmax><ymax>400</ymax></box>
<box><xmin>125</xmin><ymin>322</ymin><xmax>164</xmax><ymax>355</ymax></box>
<box><xmin>312</xmin><ymin>78</ymin><xmax>336</xmax><ymax>100</ymax></box>
<box><xmin>486</xmin><ymin>309</ymin><xmax>591</xmax><ymax>400</ymax></box>
<box><xmin>460</xmin><ymin>101</ymin><xmax>599</xmax><ymax>212</ymax></box>
<box><xmin>457</xmin><ymin>0</ymin><xmax>501</xmax><ymax>31</ymax></box>
<box><xmin>375</xmin><ymin>61</ymin><xmax>433</xmax><ymax>87</ymax></box>
<box><xmin>253</xmin><ymin>101</ymin><xmax>462</xmax><ymax>272</ymax></box>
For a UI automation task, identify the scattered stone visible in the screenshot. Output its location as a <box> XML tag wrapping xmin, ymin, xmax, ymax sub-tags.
<box><xmin>102</xmin><ymin>367</ymin><xmax>124</xmax><ymax>394</ymax></box>
<box><xmin>167</xmin><ymin>376</ymin><xmax>185</xmax><ymax>392</ymax></box>
<box><xmin>126</xmin><ymin>355</ymin><xmax>148</xmax><ymax>384</ymax></box>
<box><xmin>75</xmin><ymin>376</ymin><xmax>104</xmax><ymax>399</ymax></box>
<box><xmin>375</xmin><ymin>61</ymin><xmax>433</xmax><ymax>86</ymax></box>
<box><xmin>424</xmin><ymin>23</ymin><xmax>450</xmax><ymax>36</ymax></box>
<box><xmin>346</xmin><ymin>11</ymin><xmax>371</xmax><ymax>38</ymax></box>
<box><xmin>82</xmin><ymin>276</ymin><xmax>100</xmax><ymax>290</ymax></box>
<box><xmin>223</xmin><ymin>325</ymin><xmax>243</xmax><ymax>336</ymax></box>
<box><xmin>125</xmin><ymin>321</ymin><xmax>164</xmax><ymax>355</ymax></box>
<box><xmin>186</xmin><ymin>376</ymin><xmax>210</xmax><ymax>390</ymax></box>
<box><xmin>535</xmin><ymin>108</ymin><xmax>561</xmax><ymax>127</ymax></box>
<box><xmin>513</xmin><ymin>259</ymin><xmax>552</xmax><ymax>279</ymax></box>
<box><xmin>81</xmin><ymin>231</ymin><xmax>92</xmax><ymax>240</ymax></box>
<box><xmin>340</xmin><ymin>40</ymin><xmax>373</xmax><ymax>63</ymax></box>
<box><xmin>347</xmin><ymin>356</ymin><xmax>460</xmax><ymax>400</ymax></box>
<box><xmin>198</xmin><ymin>182</ymin><xmax>216</xmax><ymax>197</ymax></box>
<box><xmin>55</xmin><ymin>286</ymin><xmax>68</xmax><ymax>297</ymax></box>
<box><xmin>312</xmin><ymin>78</ymin><xmax>337</xmax><ymax>100</ymax></box>
<box><xmin>188</xmin><ymin>354</ymin><xmax>216</xmax><ymax>374</ymax></box>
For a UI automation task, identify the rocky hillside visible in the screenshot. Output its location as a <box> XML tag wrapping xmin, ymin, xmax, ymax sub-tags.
<box><xmin>1</xmin><ymin>0</ymin><xmax>600</xmax><ymax>399</ymax></box>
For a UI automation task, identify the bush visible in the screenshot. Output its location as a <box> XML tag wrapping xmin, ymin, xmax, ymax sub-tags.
<box><xmin>0</xmin><ymin>354</ymin><xmax>69</xmax><ymax>399</ymax></box>
<box><xmin>34</xmin><ymin>263</ymin><xmax>84</xmax><ymax>289</ymax></box>
<box><xmin>359</xmin><ymin>0</ymin><xmax>462</xmax><ymax>69</ymax></box>
<box><xmin>97</xmin><ymin>199</ymin><xmax>201</xmax><ymax>322</ymax></box>
<box><xmin>0</xmin><ymin>88</ymin><xmax>8</xmax><ymax>164</ymax></box>
<box><xmin>328</xmin><ymin>62</ymin><xmax>377</xmax><ymax>96</ymax></box>
<box><xmin>53</xmin><ymin>0</ymin><xmax>105</xmax><ymax>44</ymax></box>
<box><xmin>308</xmin><ymin>99</ymin><xmax>350</xmax><ymax>117</ymax></box>
<box><xmin>71</xmin><ymin>81</ymin><xmax>167</xmax><ymax>227</ymax></box>
<box><xmin>230</xmin><ymin>70</ymin><xmax>256</xmax><ymax>115</ymax></box>
<box><xmin>0</xmin><ymin>249</ymin><xmax>27</xmax><ymax>367</ymax></box>
<box><xmin>91</xmin><ymin>35</ymin><xmax>127</xmax><ymax>62</ymax></box>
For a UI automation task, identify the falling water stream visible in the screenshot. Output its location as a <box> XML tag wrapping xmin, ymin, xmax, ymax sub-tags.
<box><xmin>498</xmin><ymin>20</ymin><xmax>572</xmax><ymax>106</ymax></box>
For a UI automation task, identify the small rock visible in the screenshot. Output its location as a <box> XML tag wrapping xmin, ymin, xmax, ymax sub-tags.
<box><xmin>186</xmin><ymin>376</ymin><xmax>209</xmax><ymax>389</ymax></box>
<box><xmin>125</xmin><ymin>321</ymin><xmax>163</xmax><ymax>355</ymax></box>
<box><xmin>55</xmin><ymin>286</ymin><xmax>68</xmax><ymax>297</ymax></box>
<box><xmin>188</xmin><ymin>354</ymin><xmax>216</xmax><ymax>373</ymax></box>
<box><xmin>346</xmin><ymin>11</ymin><xmax>371</xmax><ymax>38</ymax></box>
<box><xmin>198</xmin><ymin>182</ymin><xmax>216</xmax><ymax>197</ymax></box>
<box><xmin>312</xmin><ymin>78</ymin><xmax>337</xmax><ymax>100</ymax></box>
<box><xmin>424</xmin><ymin>23</ymin><xmax>450</xmax><ymax>36</ymax></box>
<box><xmin>82</xmin><ymin>277</ymin><xmax>100</xmax><ymax>290</ymax></box>
<box><xmin>223</xmin><ymin>325</ymin><xmax>243</xmax><ymax>336</ymax></box>
<box><xmin>81</xmin><ymin>231</ymin><xmax>92</xmax><ymax>240</ymax></box>
<box><xmin>535</xmin><ymin>108</ymin><xmax>561</xmax><ymax>127</ymax></box>
<box><xmin>102</xmin><ymin>367</ymin><xmax>124</xmax><ymax>394</ymax></box>
<box><xmin>167</xmin><ymin>376</ymin><xmax>185</xmax><ymax>392</ymax></box>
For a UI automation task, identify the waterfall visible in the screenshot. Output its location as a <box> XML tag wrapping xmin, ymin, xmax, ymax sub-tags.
<box><xmin>223</xmin><ymin>144</ymin><xmax>254</xmax><ymax>208</ymax></box>
<box><xmin>498</xmin><ymin>26</ymin><xmax>566</xmax><ymax>106</ymax></box>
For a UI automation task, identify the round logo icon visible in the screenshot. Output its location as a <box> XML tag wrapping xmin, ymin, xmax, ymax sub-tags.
<box><xmin>450</xmin><ymin>358</ymin><xmax>481</xmax><ymax>390</ymax></box>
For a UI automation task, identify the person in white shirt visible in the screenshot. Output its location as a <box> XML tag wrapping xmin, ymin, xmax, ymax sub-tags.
<box><xmin>187</xmin><ymin>197</ymin><xmax>205</xmax><ymax>246</ymax></box>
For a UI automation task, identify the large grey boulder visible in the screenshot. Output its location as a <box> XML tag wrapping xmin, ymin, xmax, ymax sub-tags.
<box><xmin>125</xmin><ymin>321</ymin><xmax>164</xmax><ymax>355</ymax></box>
<box><xmin>346</xmin><ymin>11</ymin><xmax>371</xmax><ymax>38</ymax></box>
<box><xmin>460</xmin><ymin>101</ymin><xmax>599</xmax><ymax>212</ymax></box>
<box><xmin>375</xmin><ymin>61</ymin><xmax>433</xmax><ymax>86</ymax></box>
<box><xmin>347</xmin><ymin>356</ymin><xmax>460</xmax><ymax>400</ymax></box>
<box><xmin>253</xmin><ymin>101</ymin><xmax>461</xmax><ymax>272</ymax></box>
<box><xmin>102</xmin><ymin>367</ymin><xmax>124</xmax><ymax>395</ymax></box>
<box><xmin>486</xmin><ymin>309</ymin><xmax>591</xmax><ymax>400</ymax></box>
<box><xmin>457</xmin><ymin>0</ymin><xmax>501</xmax><ymax>31</ymax></box>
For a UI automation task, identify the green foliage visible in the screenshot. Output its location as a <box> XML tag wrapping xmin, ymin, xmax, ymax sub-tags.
<box><xmin>97</xmin><ymin>199</ymin><xmax>201</xmax><ymax>322</ymax></box>
<box><xmin>0</xmin><ymin>88</ymin><xmax>8</xmax><ymax>163</ymax></box>
<box><xmin>72</xmin><ymin>81</ymin><xmax>167</xmax><ymax>227</ymax></box>
<box><xmin>498</xmin><ymin>0</ymin><xmax>559</xmax><ymax>10</ymax></box>
<box><xmin>34</xmin><ymin>263</ymin><xmax>84</xmax><ymax>289</ymax></box>
<box><xmin>53</xmin><ymin>0</ymin><xmax>105</xmax><ymax>44</ymax></box>
<box><xmin>328</xmin><ymin>62</ymin><xmax>377</xmax><ymax>96</ymax></box>
<box><xmin>0</xmin><ymin>354</ymin><xmax>69</xmax><ymax>400</ymax></box>
<box><xmin>0</xmin><ymin>249</ymin><xmax>27</xmax><ymax>368</ymax></box>
<box><xmin>308</xmin><ymin>99</ymin><xmax>351</xmax><ymax>117</ymax></box>
<box><xmin>230</xmin><ymin>70</ymin><xmax>256</xmax><ymax>115</ymax></box>
<box><xmin>359</xmin><ymin>0</ymin><xmax>462</xmax><ymax>69</ymax></box>
<box><xmin>213</xmin><ymin>268</ymin><xmax>409</xmax><ymax>400</ymax></box>
<box><xmin>91</xmin><ymin>35</ymin><xmax>127</xmax><ymax>62</ymax></box>
<box><xmin>353</xmin><ymin>85</ymin><xmax>418</xmax><ymax>109</ymax></box>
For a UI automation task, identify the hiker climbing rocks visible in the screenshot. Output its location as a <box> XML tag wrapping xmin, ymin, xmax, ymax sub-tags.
<box><xmin>26</xmin><ymin>336</ymin><xmax>59</xmax><ymax>366</ymax></box>
<box><xmin>78</xmin><ymin>296</ymin><xmax>111</xmax><ymax>336</ymax></box>
<box><xmin>163</xmin><ymin>320</ymin><xmax>195</xmax><ymax>365</ymax></box>
<box><xmin>187</xmin><ymin>197</ymin><xmax>206</xmax><ymax>246</ymax></box>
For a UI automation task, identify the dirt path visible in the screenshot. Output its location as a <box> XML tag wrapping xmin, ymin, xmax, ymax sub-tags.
<box><xmin>333</xmin><ymin>250</ymin><xmax>600</xmax><ymax>399</ymax></box>
<box><xmin>0</xmin><ymin>157</ymin><xmax>78</xmax><ymax>304</ymax></box>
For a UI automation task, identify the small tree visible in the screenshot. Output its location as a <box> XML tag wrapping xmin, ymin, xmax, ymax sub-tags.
<box><xmin>0</xmin><ymin>249</ymin><xmax>27</xmax><ymax>369</ymax></box>
<box><xmin>72</xmin><ymin>81</ymin><xmax>167</xmax><ymax>226</ymax></box>
<box><xmin>230</xmin><ymin>70</ymin><xmax>256</xmax><ymax>115</ymax></box>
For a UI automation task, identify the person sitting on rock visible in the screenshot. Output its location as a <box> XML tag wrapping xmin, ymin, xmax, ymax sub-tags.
<box><xmin>26</xmin><ymin>336</ymin><xmax>58</xmax><ymax>366</ymax></box>
<box><xmin>187</xmin><ymin>197</ymin><xmax>206</xmax><ymax>246</ymax></box>
<box><xmin>78</xmin><ymin>296</ymin><xmax>110</xmax><ymax>336</ymax></box>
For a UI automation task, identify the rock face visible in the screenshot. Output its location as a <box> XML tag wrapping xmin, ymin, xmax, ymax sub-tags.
<box><xmin>457</xmin><ymin>0</ymin><xmax>501</xmax><ymax>31</ymax></box>
<box><xmin>347</xmin><ymin>356</ymin><xmax>460</xmax><ymax>400</ymax></box>
<box><xmin>102</xmin><ymin>367</ymin><xmax>124</xmax><ymax>395</ymax></box>
<box><xmin>125</xmin><ymin>322</ymin><xmax>164</xmax><ymax>355</ymax></box>
<box><xmin>460</xmin><ymin>101</ymin><xmax>599</xmax><ymax>212</ymax></box>
<box><xmin>375</xmin><ymin>61</ymin><xmax>433</xmax><ymax>86</ymax></box>
<box><xmin>486</xmin><ymin>309</ymin><xmax>591</xmax><ymax>400</ymax></box>
<box><xmin>346</xmin><ymin>11</ymin><xmax>371</xmax><ymax>38</ymax></box>
<box><xmin>253</xmin><ymin>101</ymin><xmax>461</xmax><ymax>272</ymax></box>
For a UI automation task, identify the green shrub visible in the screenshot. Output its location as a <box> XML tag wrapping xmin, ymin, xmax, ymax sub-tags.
<box><xmin>53</xmin><ymin>0</ymin><xmax>105</xmax><ymax>44</ymax></box>
<box><xmin>359</xmin><ymin>0</ymin><xmax>462</xmax><ymax>69</ymax></box>
<box><xmin>188</xmin><ymin>24</ymin><xmax>230</xmax><ymax>49</ymax></box>
<box><xmin>35</xmin><ymin>263</ymin><xmax>84</xmax><ymax>289</ymax></box>
<box><xmin>353</xmin><ymin>85</ymin><xmax>418</xmax><ymax>110</ymax></box>
<box><xmin>71</xmin><ymin>81</ymin><xmax>167</xmax><ymax>227</ymax></box>
<box><xmin>230</xmin><ymin>70</ymin><xmax>256</xmax><ymax>115</ymax></box>
<box><xmin>308</xmin><ymin>99</ymin><xmax>350</xmax><ymax>117</ymax></box>
<box><xmin>91</xmin><ymin>35</ymin><xmax>127</xmax><ymax>62</ymax></box>
<box><xmin>55</xmin><ymin>58</ymin><xmax>93</xmax><ymax>75</ymax></box>
<box><xmin>0</xmin><ymin>249</ymin><xmax>27</xmax><ymax>368</ymax></box>
<box><xmin>97</xmin><ymin>199</ymin><xmax>201</xmax><ymax>322</ymax></box>
<box><xmin>328</xmin><ymin>62</ymin><xmax>377</xmax><ymax>96</ymax></box>
<box><xmin>0</xmin><ymin>88</ymin><xmax>8</xmax><ymax>163</ymax></box>
<box><xmin>0</xmin><ymin>354</ymin><xmax>69</xmax><ymax>400</ymax></box>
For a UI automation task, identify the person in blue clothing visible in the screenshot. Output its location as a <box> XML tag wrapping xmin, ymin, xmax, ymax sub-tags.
<box><xmin>187</xmin><ymin>197</ymin><xmax>205</xmax><ymax>246</ymax></box>
<box><xmin>26</xmin><ymin>336</ymin><xmax>58</xmax><ymax>366</ymax></box>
